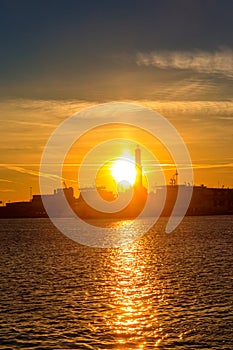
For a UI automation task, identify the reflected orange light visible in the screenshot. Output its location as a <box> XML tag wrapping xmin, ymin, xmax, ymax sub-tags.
<box><xmin>100</xmin><ymin>241</ymin><xmax>164</xmax><ymax>348</ymax></box>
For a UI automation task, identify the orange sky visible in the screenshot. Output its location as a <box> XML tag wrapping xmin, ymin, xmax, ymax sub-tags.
<box><xmin>0</xmin><ymin>99</ymin><xmax>232</xmax><ymax>203</ymax></box>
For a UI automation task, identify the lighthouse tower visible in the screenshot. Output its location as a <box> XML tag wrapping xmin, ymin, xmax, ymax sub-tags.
<box><xmin>135</xmin><ymin>145</ymin><xmax>143</xmax><ymax>188</ymax></box>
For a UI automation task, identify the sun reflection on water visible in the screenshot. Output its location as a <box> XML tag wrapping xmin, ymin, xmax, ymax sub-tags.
<box><xmin>100</xmin><ymin>232</ymin><xmax>165</xmax><ymax>349</ymax></box>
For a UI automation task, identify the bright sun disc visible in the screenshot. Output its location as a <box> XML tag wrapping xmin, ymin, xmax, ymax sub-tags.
<box><xmin>111</xmin><ymin>159</ymin><xmax>136</xmax><ymax>186</ymax></box>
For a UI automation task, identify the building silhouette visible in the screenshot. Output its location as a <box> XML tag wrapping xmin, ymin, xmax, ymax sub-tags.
<box><xmin>0</xmin><ymin>146</ymin><xmax>233</xmax><ymax>218</ymax></box>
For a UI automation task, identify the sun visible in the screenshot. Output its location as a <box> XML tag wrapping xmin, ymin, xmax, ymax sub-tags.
<box><xmin>111</xmin><ymin>159</ymin><xmax>136</xmax><ymax>186</ymax></box>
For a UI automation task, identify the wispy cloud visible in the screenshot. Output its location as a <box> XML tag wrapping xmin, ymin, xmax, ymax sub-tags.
<box><xmin>192</xmin><ymin>163</ymin><xmax>233</xmax><ymax>170</ymax></box>
<box><xmin>136</xmin><ymin>49</ymin><xmax>233</xmax><ymax>78</ymax></box>
<box><xmin>1</xmin><ymin>119</ymin><xmax>57</xmax><ymax>128</ymax></box>
<box><xmin>5</xmin><ymin>165</ymin><xmax>77</xmax><ymax>184</ymax></box>
<box><xmin>7</xmin><ymin>166</ymin><xmax>62</xmax><ymax>181</ymax></box>
<box><xmin>0</xmin><ymin>99</ymin><xmax>96</xmax><ymax>117</ymax></box>
<box><xmin>0</xmin><ymin>189</ymin><xmax>15</xmax><ymax>192</ymax></box>
<box><xmin>0</xmin><ymin>178</ymin><xmax>13</xmax><ymax>183</ymax></box>
<box><xmin>137</xmin><ymin>100</ymin><xmax>233</xmax><ymax>117</ymax></box>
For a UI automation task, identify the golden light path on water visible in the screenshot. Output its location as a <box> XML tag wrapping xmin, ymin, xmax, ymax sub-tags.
<box><xmin>1</xmin><ymin>217</ymin><xmax>233</xmax><ymax>348</ymax></box>
<box><xmin>87</xmin><ymin>220</ymin><xmax>168</xmax><ymax>349</ymax></box>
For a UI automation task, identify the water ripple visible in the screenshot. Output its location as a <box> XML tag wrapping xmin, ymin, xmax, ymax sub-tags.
<box><xmin>0</xmin><ymin>216</ymin><xmax>232</xmax><ymax>349</ymax></box>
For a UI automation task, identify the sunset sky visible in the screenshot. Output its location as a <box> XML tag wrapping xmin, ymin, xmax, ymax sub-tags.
<box><xmin>0</xmin><ymin>0</ymin><xmax>233</xmax><ymax>202</ymax></box>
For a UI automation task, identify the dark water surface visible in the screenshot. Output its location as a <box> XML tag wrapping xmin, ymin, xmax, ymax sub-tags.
<box><xmin>0</xmin><ymin>216</ymin><xmax>232</xmax><ymax>349</ymax></box>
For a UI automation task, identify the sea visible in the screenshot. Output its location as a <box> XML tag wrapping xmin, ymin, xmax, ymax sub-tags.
<box><xmin>0</xmin><ymin>216</ymin><xmax>232</xmax><ymax>349</ymax></box>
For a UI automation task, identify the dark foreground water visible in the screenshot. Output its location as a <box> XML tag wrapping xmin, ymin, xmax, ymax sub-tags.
<box><xmin>0</xmin><ymin>216</ymin><xmax>232</xmax><ymax>349</ymax></box>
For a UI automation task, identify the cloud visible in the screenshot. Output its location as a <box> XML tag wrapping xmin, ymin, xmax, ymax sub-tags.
<box><xmin>129</xmin><ymin>100</ymin><xmax>233</xmax><ymax>121</ymax></box>
<box><xmin>0</xmin><ymin>189</ymin><xmax>15</xmax><ymax>192</ymax></box>
<box><xmin>0</xmin><ymin>178</ymin><xmax>13</xmax><ymax>183</ymax></box>
<box><xmin>2</xmin><ymin>119</ymin><xmax>57</xmax><ymax>128</ymax></box>
<box><xmin>5</xmin><ymin>165</ymin><xmax>77</xmax><ymax>184</ymax></box>
<box><xmin>136</xmin><ymin>49</ymin><xmax>233</xmax><ymax>78</ymax></box>
<box><xmin>7</xmin><ymin>166</ymin><xmax>62</xmax><ymax>182</ymax></box>
<box><xmin>193</xmin><ymin>163</ymin><xmax>233</xmax><ymax>170</ymax></box>
<box><xmin>0</xmin><ymin>99</ymin><xmax>96</xmax><ymax>116</ymax></box>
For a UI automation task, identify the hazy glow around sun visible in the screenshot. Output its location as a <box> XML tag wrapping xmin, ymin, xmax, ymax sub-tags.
<box><xmin>111</xmin><ymin>159</ymin><xmax>136</xmax><ymax>186</ymax></box>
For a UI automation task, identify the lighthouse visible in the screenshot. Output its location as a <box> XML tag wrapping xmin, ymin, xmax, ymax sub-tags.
<box><xmin>135</xmin><ymin>145</ymin><xmax>143</xmax><ymax>188</ymax></box>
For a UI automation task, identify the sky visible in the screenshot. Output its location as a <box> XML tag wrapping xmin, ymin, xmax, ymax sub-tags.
<box><xmin>0</xmin><ymin>0</ymin><xmax>233</xmax><ymax>202</ymax></box>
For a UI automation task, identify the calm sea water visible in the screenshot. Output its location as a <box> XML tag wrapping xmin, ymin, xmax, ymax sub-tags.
<box><xmin>0</xmin><ymin>216</ymin><xmax>232</xmax><ymax>350</ymax></box>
